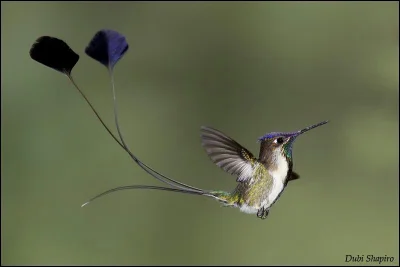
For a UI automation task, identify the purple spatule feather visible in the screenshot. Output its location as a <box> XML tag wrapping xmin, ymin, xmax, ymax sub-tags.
<box><xmin>85</xmin><ymin>29</ymin><xmax>129</xmax><ymax>70</ymax></box>
<box><xmin>29</xmin><ymin>36</ymin><xmax>79</xmax><ymax>75</ymax></box>
<box><xmin>30</xmin><ymin>33</ymin><xmax>129</xmax><ymax>169</ymax></box>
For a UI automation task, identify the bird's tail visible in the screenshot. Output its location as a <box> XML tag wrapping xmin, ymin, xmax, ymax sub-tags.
<box><xmin>81</xmin><ymin>185</ymin><xmax>232</xmax><ymax>207</ymax></box>
<box><xmin>54</xmin><ymin>47</ymin><xmax>236</xmax><ymax>208</ymax></box>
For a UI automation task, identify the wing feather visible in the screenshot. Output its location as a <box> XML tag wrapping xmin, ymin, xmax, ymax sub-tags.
<box><xmin>200</xmin><ymin>126</ymin><xmax>257</xmax><ymax>182</ymax></box>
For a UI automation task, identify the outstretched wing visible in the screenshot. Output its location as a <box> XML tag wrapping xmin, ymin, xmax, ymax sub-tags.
<box><xmin>200</xmin><ymin>126</ymin><xmax>257</xmax><ymax>182</ymax></box>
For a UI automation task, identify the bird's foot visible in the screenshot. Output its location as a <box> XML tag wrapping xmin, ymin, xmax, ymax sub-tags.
<box><xmin>257</xmin><ymin>207</ymin><xmax>269</xmax><ymax>220</ymax></box>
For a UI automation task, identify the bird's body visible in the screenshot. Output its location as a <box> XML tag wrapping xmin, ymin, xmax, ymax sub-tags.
<box><xmin>210</xmin><ymin>158</ymin><xmax>286</xmax><ymax>213</ymax></box>
<box><xmin>200</xmin><ymin>126</ymin><xmax>302</xmax><ymax>219</ymax></box>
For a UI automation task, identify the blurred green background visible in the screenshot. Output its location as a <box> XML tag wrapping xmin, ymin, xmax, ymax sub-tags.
<box><xmin>1</xmin><ymin>1</ymin><xmax>398</xmax><ymax>265</ymax></box>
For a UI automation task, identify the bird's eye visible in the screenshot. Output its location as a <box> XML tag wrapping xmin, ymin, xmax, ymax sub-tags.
<box><xmin>274</xmin><ymin>137</ymin><xmax>284</xmax><ymax>144</ymax></box>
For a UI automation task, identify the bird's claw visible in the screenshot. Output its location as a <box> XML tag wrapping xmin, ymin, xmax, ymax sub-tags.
<box><xmin>257</xmin><ymin>207</ymin><xmax>269</xmax><ymax>220</ymax></box>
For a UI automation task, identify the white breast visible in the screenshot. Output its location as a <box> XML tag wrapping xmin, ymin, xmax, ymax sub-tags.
<box><xmin>266</xmin><ymin>153</ymin><xmax>288</xmax><ymax>207</ymax></box>
<box><xmin>270</xmin><ymin>153</ymin><xmax>289</xmax><ymax>183</ymax></box>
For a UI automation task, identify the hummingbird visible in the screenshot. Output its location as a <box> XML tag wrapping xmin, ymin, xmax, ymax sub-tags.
<box><xmin>198</xmin><ymin>121</ymin><xmax>328</xmax><ymax>219</ymax></box>
<box><xmin>29</xmin><ymin>30</ymin><xmax>328</xmax><ymax>220</ymax></box>
<box><xmin>82</xmin><ymin>119</ymin><xmax>328</xmax><ymax>220</ymax></box>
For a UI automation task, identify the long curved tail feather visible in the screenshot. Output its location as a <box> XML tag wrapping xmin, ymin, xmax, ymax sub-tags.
<box><xmin>81</xmin><ymin>185</ymin><xmax>232</xmax><ymax>207</ymax></box>
<box><xmin>67</xmin><ymin>74</ymin><xmax>205</xmax><ymax>199</ymax></box>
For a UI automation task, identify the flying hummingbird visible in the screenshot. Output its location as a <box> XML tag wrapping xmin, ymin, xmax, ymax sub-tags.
<box><xmin>198</xmin><ymin>122</ymin><xmax>328</xmax><ymax>219</ymax></box>
<box><xmin>29</xmin><ymin>29</ymin><xmax>328</xmax><ymax>220</ymax></box>
<box><xmin>81</xmin><ymin>121</ymin><xmax>328</xmax><ymax>220</ymax></box>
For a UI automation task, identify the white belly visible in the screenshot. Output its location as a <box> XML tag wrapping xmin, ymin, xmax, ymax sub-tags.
<box><xmin>239</xmin><ymin>203</ymin><xmax>259</xmax><ymax>214</ymax></box>
<box><xmin>265</xmin><ymin>180</ymin><xmax>284</xmax><ymax>207</ymax></box>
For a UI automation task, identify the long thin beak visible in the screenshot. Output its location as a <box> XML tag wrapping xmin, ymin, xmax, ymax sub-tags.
<box><xmin>297</xmin><ymin>120</ymin><xmax>329</xmax><ymax>135</ymax></box>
